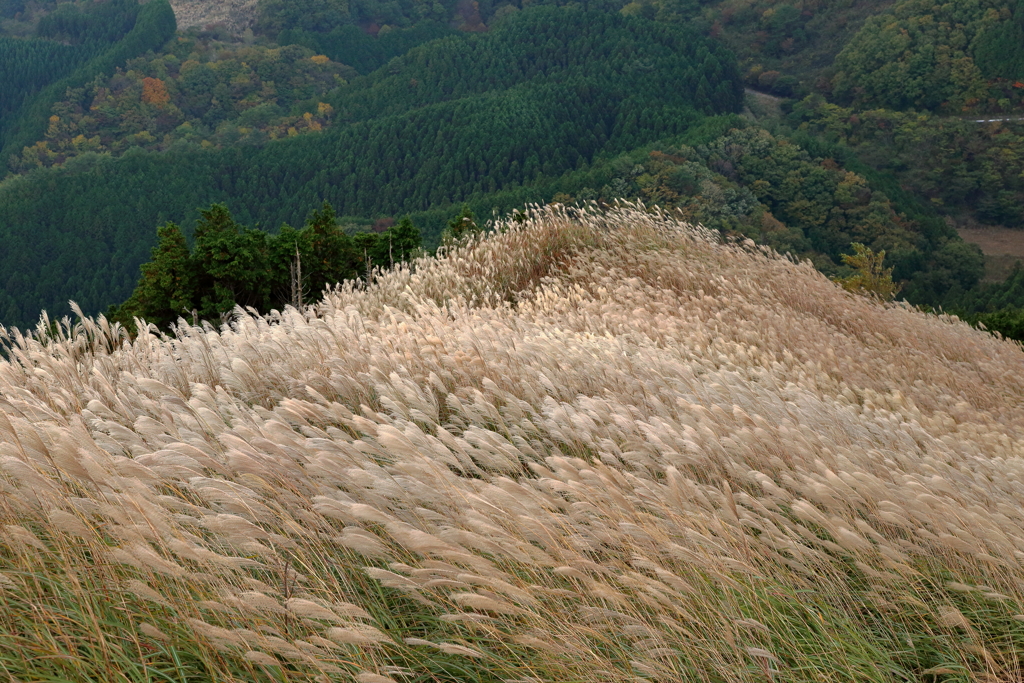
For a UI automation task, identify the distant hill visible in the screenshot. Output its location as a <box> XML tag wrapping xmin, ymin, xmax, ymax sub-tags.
<box><xmin>0</xmin><ymin>7</ymin><xmax>743</xmax><ymax>329</ymax></box>
<box><xmin>703</xmin><ymin>0</ymin><xmax>899</xmax><ymax>96</ymax></box>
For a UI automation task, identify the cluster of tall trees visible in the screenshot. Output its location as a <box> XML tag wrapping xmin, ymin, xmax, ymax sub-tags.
<box><xmin>705</xmin><ymin>0</ymin><xmax>1024</xmax><ymax>106</ymax></box>
<box><xmin>684</xmin><ymin>0</ymin><xmax>884</xmax><ymax>98</ymax></box>
<box><xmin>110</xmin><ymin>202</ymin><xmax>421</xmax><ymax>329</ymax></box>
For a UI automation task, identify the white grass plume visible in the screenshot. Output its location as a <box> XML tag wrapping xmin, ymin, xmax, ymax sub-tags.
<box><xmin>2</xmin><ymin>204</ymin><xmax>1024</xmax><ymax>681</ymax></box>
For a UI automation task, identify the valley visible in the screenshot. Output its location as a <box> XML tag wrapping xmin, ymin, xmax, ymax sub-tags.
<box><xmin>958</xmin><ymin>223</ymin><xmax>1024</xmax><ymax>282</ymax></box>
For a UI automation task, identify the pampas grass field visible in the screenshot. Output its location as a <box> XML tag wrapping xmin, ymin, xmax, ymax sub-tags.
<box><xmin>2</xmin><ymin>204</ymin><xmax>1024</xmax><ymax>682</ymax></box>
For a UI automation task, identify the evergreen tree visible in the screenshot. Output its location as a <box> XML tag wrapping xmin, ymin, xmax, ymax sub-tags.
<box><xmin>192</xmin><ymin>204</ymin><xmax>272</xmax><ymax>319</ymax></box>
<box><xmin>304</xmin><ymin>201</ymin><xmax>359</xmax><ymax>295</ymax></box>
<box><xmin>384</xmin><ymin>216</ymin><xmax>422</xmax><ymax>264</ymax></box>
<box><xmin>111</xmin><ymin>221</ymin><xmax>196</xmax><ymax>329</ymax></box>
<box><xmin>444</xmin><ymin>203</ymin><xmax>479</xmax><ymax>243</ymax></box>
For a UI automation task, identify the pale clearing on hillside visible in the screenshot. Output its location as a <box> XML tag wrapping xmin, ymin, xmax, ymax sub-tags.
<box><xmin>2</xmin><ymin>205</ymin><xmax>1024</xmax><ymax>682</ymax></box>
<box><xmin>169</xmin><ymin>0</ymin><xmax>258</xmax><ymax>32</ymax></box>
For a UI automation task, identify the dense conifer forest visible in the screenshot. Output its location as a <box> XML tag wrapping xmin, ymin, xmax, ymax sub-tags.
<box><xmin>1</xmin><ymin>0</ymin><xmax>1023</xmax><ymax>338</ymax></box>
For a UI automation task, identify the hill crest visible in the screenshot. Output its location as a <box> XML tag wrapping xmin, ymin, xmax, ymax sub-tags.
<box><xmin>1</xmin><ymin>205</ymin><xmax>1023</xmax><ymax>680</ymax></box>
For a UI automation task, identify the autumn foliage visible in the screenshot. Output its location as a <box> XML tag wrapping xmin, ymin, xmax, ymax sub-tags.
<box><xmin>141</xmin><ymin>76</ymin><xmax>169</xmax><ymax>107</ymax></box>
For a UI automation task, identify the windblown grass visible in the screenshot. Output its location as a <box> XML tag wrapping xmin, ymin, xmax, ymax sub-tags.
<box><xmin>2</xmin><ymin>204</ymin><xmax>1024</xmax><ymax>682</ymax></box>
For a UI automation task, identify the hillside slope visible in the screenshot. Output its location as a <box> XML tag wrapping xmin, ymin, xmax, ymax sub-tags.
<box><xmin>0</xmin><ymin>7</ymin><xmax>741</xmax><ymax>330</ymax></box>
<box><xmin>2</xmin><ymin>206</ymin><xmax>1024</xmax><ymax>681</ymax></box>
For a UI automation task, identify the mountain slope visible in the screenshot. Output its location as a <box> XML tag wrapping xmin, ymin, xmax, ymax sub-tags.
<box><xmin>1</xmin><ymin>206</ymin><xmax>1023</xmax><ymax>681</ymax></box>
<box><xmin>0</xmin><ymin>0</ymin><xmax>177</xmax><ymax>161</ymax></box>
<box><xmin>0</xmin><ymin>7</ymin><xmax>741</xmax><ymax>330</ymax></box>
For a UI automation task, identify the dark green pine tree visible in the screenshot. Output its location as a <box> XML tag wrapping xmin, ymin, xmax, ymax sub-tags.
<box><xmin>109</xmin><ymin>221</ymin><xmax>196</xmax><ymax>330</ymax></box>
<box><xmin>354</xmin><ymin>215</ymin><xmax>422</xmax><ymax>275</ymax></box>
<box><xmin>192</xmin><ymin>204</ymin><xmax>271</xmax><ymax>320</ymax></box>
<box><xmin>444</xmin><ymin>203</ymin><xmax>478</xmax><ymax>243</ymax></box>
<box><xmin>353</xmin><ymin>231</ymin><xmax>380</xmax><ymax>277</ymax></box>
<box><xmin>304</xmin><ymin>201</ymin><xmax>359</xmax><ymax>296</ymax></box>
<box><xmin>384</xmin><ymin>216</ymin><xmax>422</xmax><ymax>264</ymax></box>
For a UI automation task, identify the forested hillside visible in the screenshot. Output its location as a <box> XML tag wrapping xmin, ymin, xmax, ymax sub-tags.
<box><xmin>792</xmin><ymin>98</ymin><xmax>1024</xmax><ymax>229</ymax></box>
<box><xmin>0</xmin><ymin>39</ymin><xmax>96</xmax><ymax>132</ymax></box>
<box><xmin>635</xmin><ymin>0</ymin><xmax>1024</xmax><ymax>338</ymax></box>
<box><xmin>0</xmin><ymin>0</ymin><xmax>177</xmax><ymax>161</ymax></box>
<box><xmin>694</xmin><ymin>0</ymin><xmax>898</xmax><ymax>96</ymax></box>
<box><xmin>0</xmin><ymin>0</ymin><xmax>145</xmax><ymax>144</ymax></box>
<box><xmin>2</xmin><ymin>0</ymin><xmax>1024</xmax><ymax>340</ymax></box>
<box><xmin>0</xmin><ymin>7</ymin><xmax>742</xmax><ymax>328</ymax></box>
<box><xmin>13</xmin><ymin>39</ymin><xmax>355</xmax><ymax>172</ymax></box>
<box><xmin>831</xmin><ymin>0</ymin><xmax>1024</xmax><ymax>111</ymax></box>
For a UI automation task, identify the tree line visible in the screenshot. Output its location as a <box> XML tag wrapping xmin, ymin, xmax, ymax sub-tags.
<box><xmin>109</xmin><ymin>202</ymin><xmax>421</xmax><ymax>330</ymax></box>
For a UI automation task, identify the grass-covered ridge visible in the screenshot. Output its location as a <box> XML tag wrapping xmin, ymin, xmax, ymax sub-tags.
<box><xmin>2</xmin><ymin>205</ymin><xmax>1024</xmax><ymax>681</ymax></box>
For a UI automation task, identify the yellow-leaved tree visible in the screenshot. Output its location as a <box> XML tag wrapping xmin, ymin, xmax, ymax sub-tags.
<box><xmin>833</xmin><ymin>242</ymin><xmax>901</xmax><ymax>301</ymax></box>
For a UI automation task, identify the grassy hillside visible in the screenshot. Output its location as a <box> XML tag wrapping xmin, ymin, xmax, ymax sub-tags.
<box><xmin>2</xmin><ymin>206</ymin><xmax>1024</xmax><ymax>681</ymax></box>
